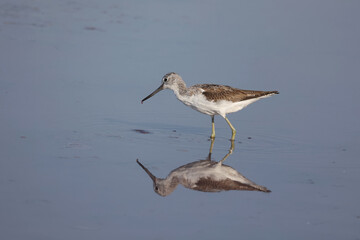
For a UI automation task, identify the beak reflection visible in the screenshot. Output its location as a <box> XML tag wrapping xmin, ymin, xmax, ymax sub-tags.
<box><xmin>136</xmin><ymin>139</ymin><xmax>271</xmax><ymax>197</ymax></box>
<box><xmin>136</xmin><ymin>159</ymin><xmax>156</xmax><ymax>183</ymax></box>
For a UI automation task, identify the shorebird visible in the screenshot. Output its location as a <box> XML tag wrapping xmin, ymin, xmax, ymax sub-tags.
<box><xmin>141</xmin><ymin>72</ymin><xmax>279</xmax><ymax>140</ymax></box>
<box><xmin>136</xmin><ymin>139</ymin><xmax>270</xmax><ymax>196</ymax></box>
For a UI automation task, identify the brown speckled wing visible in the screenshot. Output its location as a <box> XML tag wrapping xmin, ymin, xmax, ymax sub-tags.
<box><xmin>193</xmin><ymin>177</ymin><xmax>270</xmax><ymax>192</ymax></box>
<box><xmin>198</xmin><ymin>84</ymin><xmax>279</xmax><ymax>102</ymax></box>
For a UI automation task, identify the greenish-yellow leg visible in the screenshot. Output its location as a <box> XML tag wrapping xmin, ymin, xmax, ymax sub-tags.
<box><xmin>210</xmin><ymin>116</ymin><xmax>215</xmax><ymax>139</ymax></box>
<box><xmin>224</xmin><ymin>116</ymin><xmax>236</xmax><ymax>140</ymax></box>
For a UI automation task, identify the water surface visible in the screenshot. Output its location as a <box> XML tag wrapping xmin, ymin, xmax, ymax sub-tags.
<box><xmin>0</xmin><ymin>0</ymin><xmax>359</xmax><ymax>239</ymax></box>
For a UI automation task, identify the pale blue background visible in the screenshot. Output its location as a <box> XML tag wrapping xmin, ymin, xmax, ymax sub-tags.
<box><xmin>1</xmin><ymin>0</ymin><xmax>359</xmax><ymax>239</ymax></box>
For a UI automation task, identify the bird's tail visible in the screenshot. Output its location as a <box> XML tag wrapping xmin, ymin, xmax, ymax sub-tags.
<box><xmin>256</xmin><ymin>185</ymin><xmax>271</xmax><ymax>193</ymax></box>
<box><xmin>267</xmin><ymin>90</ymin><xmax>279</xmax><ymax>95</ymax></box>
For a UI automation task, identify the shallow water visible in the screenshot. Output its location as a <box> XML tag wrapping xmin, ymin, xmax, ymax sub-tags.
<box><xmin>1</xmin><ymin>0</ymin><xmax>359</xmax><ymax>239</ymax></box>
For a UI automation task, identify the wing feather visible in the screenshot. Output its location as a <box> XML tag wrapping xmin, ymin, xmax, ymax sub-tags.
<box><xmin>193</xmin><ymin>177</ymin><xmax>270</xmax><ymax>192</ymax></box>
<box><xmin>196</xmin><ymin>84</ymin><xmax>279</xmax><ymax>102</ymax></box>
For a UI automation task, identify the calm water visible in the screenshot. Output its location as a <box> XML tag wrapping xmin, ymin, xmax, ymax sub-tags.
<box><xmin>1</xmin><ymin>0</ymin><xmax>359</xmax><ymax>239</ymax></box>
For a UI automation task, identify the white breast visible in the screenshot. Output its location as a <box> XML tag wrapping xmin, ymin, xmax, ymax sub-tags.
<box><xmin>176</xmin><ymin>93</ymin><xmax>263</xmax><ymax>118</ymax></box>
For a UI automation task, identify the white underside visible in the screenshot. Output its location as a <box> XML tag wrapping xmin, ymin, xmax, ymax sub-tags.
<box><xmin>176</xmin><ymin>93</ymin><xmax>274</xmax><ymax>118</ymax></box>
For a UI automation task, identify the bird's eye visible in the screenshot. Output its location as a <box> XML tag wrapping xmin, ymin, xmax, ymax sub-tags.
<box><xmin>164</xmin><ymin>78</ymin><xmax>168</xmax><ymax>82</ymax></box>
<box><xmin>155</xmin><ymin>186</ymin><xmax>159</xmax><ymax>191</ymax></box>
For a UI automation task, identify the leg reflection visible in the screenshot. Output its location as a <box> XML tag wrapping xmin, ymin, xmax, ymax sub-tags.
<box><xmin>207</xmin><ymin>138</ymin><xmax>235</xmax><ymax>164</ymax></box>
<box><xmin>208</xmin><ymin>137</ymin><xmax>215</xmax><ymax>160</ymax></box>
<box><xmin>219</xmin><ymin>140</ymin><xmax>235</xmax><ymax>165</ymax></box>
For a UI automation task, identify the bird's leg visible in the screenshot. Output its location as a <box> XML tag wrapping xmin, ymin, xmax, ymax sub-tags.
<box><xmin>210</xmin><ymin>115</ymin><xmax>215</xmax><ymax>139</ymax></box>
<box><xmin>229</xmin><ymin>139</ymin><xmax>234</xmax><ymax>153</ymax></box>
<box><xmin>224</xmin><ymin>117</ymin><xmax>236</xmax><ymax>140</ymax></box>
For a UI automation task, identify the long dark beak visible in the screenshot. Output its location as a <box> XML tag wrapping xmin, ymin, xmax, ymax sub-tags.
<box><xmin>141</xmin><ymin>84</ymin><xmax>164</xmax><ymax>104</ymax></box>
<box><xmin>136</xmin><ymin>159</ymin><xmax>156</xmax><ymax>183</ymax></box>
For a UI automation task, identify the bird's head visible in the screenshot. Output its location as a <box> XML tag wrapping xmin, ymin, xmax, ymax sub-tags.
<box><xmin>141</xmin><ymin>72</ymin><xmax>183</xmax><ymax>103</ymax></box>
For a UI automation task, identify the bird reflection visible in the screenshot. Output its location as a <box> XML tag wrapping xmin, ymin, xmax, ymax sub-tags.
<box><xmin>136</xmin><ymin>139</ymin><xmax>271</xmax><ymax>196</ymax></box>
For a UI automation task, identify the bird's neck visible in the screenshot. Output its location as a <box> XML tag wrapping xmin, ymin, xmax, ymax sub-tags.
<box><xmin>158</xmin><ymin>176</ymin><xmax>180</xmax><ymax>196</ymax></box>
<box><xmin>172</xmin><ymin>80</ymin><xmax>187</xmax><ymax>98</ymax></box>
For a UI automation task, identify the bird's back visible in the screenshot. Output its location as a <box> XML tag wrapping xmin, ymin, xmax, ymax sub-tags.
<box><xmin>193</xmin><ymin>177</ymin><xmax>270</xmax><ymax>192</ymax></box>
<box><xmin>194</xmin><ymin>84</ymin><xmax>279</xmax><ymax>102</ymax></box>
<box><xmin>171</xmin><ymin>160</ymin><xmax>270</xmax><ymax>192</ymax></box>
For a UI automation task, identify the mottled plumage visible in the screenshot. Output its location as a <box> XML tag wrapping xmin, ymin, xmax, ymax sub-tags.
<box><xmin>136</xmin><ymin>159</ymin><xmax>270</xmax><ymax>196</ymax></box>
<box><xmin>194</xmin><ymin>177</ymin><xmax>267</xmax><ymax>192</ymax></box>
<box><xmin>198</xmin><ymin>84</ymin><xmax>279</xmax><ymax>102</ymax></box>
<box><xmin>141</xmin><ymin>72</ymin><xmax>279</xmax><ymax>140</ymax></box>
